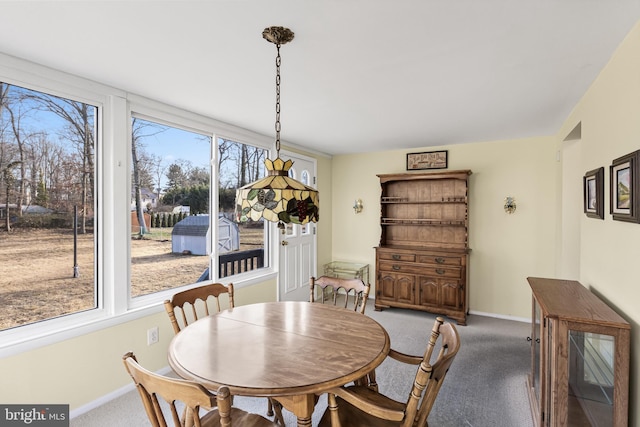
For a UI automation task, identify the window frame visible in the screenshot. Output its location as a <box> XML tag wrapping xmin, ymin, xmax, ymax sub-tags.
<box><xmin>127</xmin><ymin>100</ymin><xmax>277</xmax><ymax>311</ymax></box>
<box><xmin>0</xmin><ymin>53</ymin><xmax>278</xmax><ymax>358</ymax></box>
<box><xmin>0</xmin><ymin>55</ymin><xmax>110</xmax><ymax>356</ymax></box>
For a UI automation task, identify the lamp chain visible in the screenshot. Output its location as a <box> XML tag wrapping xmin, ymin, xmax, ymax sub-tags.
<box><xmin>274</xmin><ymin>43</ymin><xmax>282</xmax><ymax>154</ymax></box>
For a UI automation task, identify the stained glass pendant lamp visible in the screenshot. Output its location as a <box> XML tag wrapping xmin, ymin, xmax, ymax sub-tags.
<box><xmin>235</xmin><ymin>26</ymin><xmax>320</xmax><ymax>229</ymax></box>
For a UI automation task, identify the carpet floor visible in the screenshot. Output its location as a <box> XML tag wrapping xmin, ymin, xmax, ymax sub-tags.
<box><xmin>71</xmin><ymin>308</ymin><xmax>534</xmax><ymax>427</ymax></box>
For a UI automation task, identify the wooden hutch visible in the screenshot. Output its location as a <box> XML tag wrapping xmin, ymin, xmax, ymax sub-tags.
<box><xmin>374</xmin><ymin>170</ymin><xmax>471</xmax><ymax>325</ymax></box>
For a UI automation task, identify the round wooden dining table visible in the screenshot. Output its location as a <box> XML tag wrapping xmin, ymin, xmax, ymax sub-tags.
<box><xmin>168</xmin><ymin>300</ymin><xmax>390</xmax><ymax>427</ymax></box>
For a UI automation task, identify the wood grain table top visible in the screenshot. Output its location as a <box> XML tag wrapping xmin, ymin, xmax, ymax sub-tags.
<box><xmin>168</xmin><ymin>301</ymin><xmax>390</xmax><ymax>397</ymax></box>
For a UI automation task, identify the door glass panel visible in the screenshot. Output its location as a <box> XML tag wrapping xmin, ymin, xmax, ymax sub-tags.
<box><xmin>285</xmin><ymin>166</ymin><xmax>298</xmax><ymax>237</ymax></box>
<box><xmin>285</xmin><ymin>222</ymin><xmax>295</xmax><ymax>237</ymax></box>
<box><xmin>301</xmin><ymin>170</ymin><xmax>309</xmax><ymax>185</ymax></box>
<box><xmin>300</xmin><ymin>170</ymin><xmax>310</xmax><ymax>235</ymax></box>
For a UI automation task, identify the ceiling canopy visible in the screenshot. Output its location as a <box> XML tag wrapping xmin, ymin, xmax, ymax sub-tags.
<box><xmin>0</xmin><ymin>1</ymin><xmax>638</xmax><ymax>155</ymax></box>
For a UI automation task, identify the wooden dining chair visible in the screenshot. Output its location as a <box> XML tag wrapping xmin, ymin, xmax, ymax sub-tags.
<box><xmin>309</xmin><ymin>275</ymin><xmax>376</xmax><ymax>390</ymax></box>
<box><xmin>318</xmin><ymin>316</ymin><xmax>460</xmax><ymax>427</ymax></box>
<box><xmin>164</xmin><ymin>282</ymin><xmax>284</xmax><ymax>425</ymax></box>
<box><xmin>310</xmin><ymin>276</ymin><xmax>371</xmax><ymax>314</ymax></box>
<box><xmin>164</xmin><ymin>281</ymin><xmax>235</xmax><ymax>334</ymax></box>
<box><xmin>123</xmin><ymin>352</ymin><xmax>279</xmax><ymax>427</ymax></box>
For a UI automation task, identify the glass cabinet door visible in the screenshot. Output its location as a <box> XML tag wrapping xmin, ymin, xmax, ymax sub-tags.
<box><xmin>567</xmin><ymin>330</ymin><xmax>615</xmax><ymax>426</ymax></box>
<box><xmin>533</xmin><ymin>301</ymin><xmax>541</xmax><ymax>407</ymax></box>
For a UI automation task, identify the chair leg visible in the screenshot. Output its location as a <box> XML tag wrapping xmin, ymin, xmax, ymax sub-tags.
<box><xmin>327</xmin><ymin>394</ymin><xmax>341</xmax><ymax>427</ymax></box>
<box><xmin>353</xmin><ymin>369</ymin><xmax>378</xmax><ymax>391</ymax></box>
<box><xmin>367</xmin><ymin>369</ymin><xmax>379</xmax><ymax>392</ymax></box>
<box><xmin>271</xmin><ymin>399</ymin><xmax>286</xmax><ymax>426</ymax></box>
<box><xmin>267</xmin><ymin>398</ymin><xmax>274</xmax><ymax>416</ymax></box>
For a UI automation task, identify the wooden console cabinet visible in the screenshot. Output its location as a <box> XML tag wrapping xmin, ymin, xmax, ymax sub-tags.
<box><xmin>374</xmin><ymin>170</ymin><xmax>471</xmax><ymax>325</ymax></box>
<box><xmin>527</xmin><ymin>277</ymin><xmax>630</xmax><ymax>427</ymax></box>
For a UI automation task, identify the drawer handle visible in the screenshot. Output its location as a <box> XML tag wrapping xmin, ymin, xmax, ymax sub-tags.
<box><xmin>435</xmin><ymin>257</ymin><xmax>445</xmax><ymax>264</ymax></box>
<box><xmin>392</xmin><ymin>254</ymin><xmax>401</xmax><ymax>260</ymax></box>
<box><xmin>436</xmin><ymin>269</ymin><xmax>445</xmax><ymax>275</ymax></box>
<box><xmin>392</xmin><ymin>265</ymin><xmax>401</xmax><ymax>271</ymax></box>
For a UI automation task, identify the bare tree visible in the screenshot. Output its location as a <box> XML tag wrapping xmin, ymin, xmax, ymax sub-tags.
<box><xmin>238</xmin><ymin>144</ymin><xmax>249</xmax><ymax>188</ymax></box>
<box><xmin>150</xmin><ymin>153</ymin><xmax>166</xmax><ymax>202</ymax></box>
<box><xmin>131</xmin><ymin>117</ymin><xmax>166</xmax><ymax>236</ymax></box>
<box><xmin>218</xmin><ymin>138</ymin><xmax>234</xmax><ymax>188</ymax></box>
<box><xmin>220</xmin><ymin>140</ymin><xmax>267</xmax><ymax>189</ymax></box>
<box><xmin>28</xmin><ymin>93</ymin><xmax>96</xmax><ymax>233</ymax></box>
<box><xmin>249</xmin><ymin>146</ymin><xmax>266</xmax><ymax>181</ymax></box>
<box><xmin>43</xmin><ymin>143</ymin><xmax>66</xmax><ymax>211</ymax></box>
<box><xmin>28</xmin><ymin>133</ymin><xmax>52</xmax><ymax>208</ymax></box>
<box><xmin>6</xmin><ymin>105</ymin><xmax>36</xmax><ymax>216</ymax></box>
<box><xmin>132</xmin><ymin>118</ymin><xmax>149</xmax><ymax>235</ymax></box>
<box><xmin>0</xmin><ymin>83</ymin><xmax>8</xmax><ymax>116</ymax></box>
<box><xmin>3</xmin><ymin>161</ymin><xmax>21</xmax><ymax>232</ymax></box>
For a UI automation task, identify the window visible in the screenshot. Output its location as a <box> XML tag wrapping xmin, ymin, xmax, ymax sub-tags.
<box><xmin>129</xmin><ymin>117</ymin><xmax>271</xmax><ymax>300</ymax></box>
<box><xmin>0</xmin><ymin>55</ymin><xmax>277</xmax><ymax>355</ymax></box>
<box><xmin>0</xmin><ymin>81</ymin><xmax>98</xmax><ymax>332</ymax></box>
<box><xmin>129</xmin><ymin>116</ymin><xmax>212</xmax><ymax>298</ymax></box>
<box><xmin>217</xmin><ymin>137</ymin><xmax>269</xmax><ymax>278</ymax></box>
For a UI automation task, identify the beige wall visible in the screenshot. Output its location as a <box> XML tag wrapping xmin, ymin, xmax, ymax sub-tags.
<box><xmin>331</xmin><ymin>136</ymin><xmax>557</xmax><ymax>319</ymax></box>
<box><xmin>555</xmin><ymin>19</ymin><xmax>640</xmax><ymax>424</ymax></box>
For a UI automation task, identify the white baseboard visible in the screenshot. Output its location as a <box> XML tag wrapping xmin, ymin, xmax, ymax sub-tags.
<box><xmin>469</xmin><ymin>310</ymin><xmax>530</xmax><ymax>324</ymax></box>
<box><xmin>70</xmin><ymin>365</ymin><xmax>172</xmax><ymax>419</ymax></box>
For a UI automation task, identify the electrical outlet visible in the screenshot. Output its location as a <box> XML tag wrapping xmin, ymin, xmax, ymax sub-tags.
<box><xmin>147</xmin><ymin>326</ymin><xmax>159</xmax><ymax>345</ymax></box>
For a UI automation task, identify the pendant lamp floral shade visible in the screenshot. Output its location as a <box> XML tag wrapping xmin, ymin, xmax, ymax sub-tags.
<box><xmin>235</xmin><ymin>27</ymin><xmax>319</xmax><ymax>229</ymax></box>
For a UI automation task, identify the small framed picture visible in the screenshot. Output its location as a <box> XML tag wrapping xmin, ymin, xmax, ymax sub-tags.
<box><xmin>610</xmin><ymin>150</ymin><xmax>640</xmax><ymax>223</ymax></box>
<box><xmin>583</xmin><ymin>167</ymin><xmax>604</xmax><ymax>219</ymax></box>
<box><xmin>406</xmin><ymin>150</ymin><xmax>448</xmax><ymax>170</ymax></box>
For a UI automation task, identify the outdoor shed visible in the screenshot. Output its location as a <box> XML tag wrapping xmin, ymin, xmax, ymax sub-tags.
<box><xmin>172</xmin><ymin>215</ymin><xmax>210</xmax><ymax>255</ymax></box>
<box><xmin>171</xmin><ymin>214</ymin><xmax>239</xmax><ymax>255</ymax></box>
<box><xmin>217</xmin><ymin>214</ymin><xmax>240</xmax><ymax>253</ymax></box>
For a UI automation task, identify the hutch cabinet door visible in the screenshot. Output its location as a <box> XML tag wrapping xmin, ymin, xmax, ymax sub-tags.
<box><xmin>378</xmin><ymin>272</ymin><xmax>414</xmax><ymax>305</ymax></box>
<box><xmin>417</xmin><ymin>277</ymin><xmax>463</xmax><ymax>310</ymax></box>
<box><xmin>440</xmin><ymin>279</ymin><xmax>463</xmax><ymax>310</ymax></box>
<box><xmin>417</xmin><ymin>277</ymin><xmax>439</xmax><ymax>306</ymax></box>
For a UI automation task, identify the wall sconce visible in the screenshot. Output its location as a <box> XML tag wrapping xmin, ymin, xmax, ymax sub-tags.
<box><xmin>504</xmin><ymin>196</ymin><xmax>517</xmax><ymax>214</ymax></box>
<box><xmin>353</xmin><ymin>199</ymin><xmax>363</xmax><ymax>214</ymax></box>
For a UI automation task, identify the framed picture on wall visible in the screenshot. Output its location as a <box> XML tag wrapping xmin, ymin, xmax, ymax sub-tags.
<box><xmin>610</xmin><ymin>150</ymin><xmax>640</xmax><ymax>223</ymax></box>
<box><xmin>406</xmin><ymin>150</ymin><xmax>448</xmax><ymax>170</ymax></box>
<box><xmin>583</xmin><ymin>167</ymin><xmax>604</xmax><ymax>219</ymax></box>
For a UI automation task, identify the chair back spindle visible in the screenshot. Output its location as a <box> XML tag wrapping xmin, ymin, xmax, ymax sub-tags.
<box><xmin>164</xmin><ymin>282</ymin><xmax>234</xmax><ymax>334</ymax></box>
<box><xmin>310</xmin><ymin>276</ymin><xmax>370</xmax><ymax>314</ymax></box>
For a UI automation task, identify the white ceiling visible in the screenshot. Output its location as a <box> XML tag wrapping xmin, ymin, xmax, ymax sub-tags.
<box><xmin>1</xmin><ymin>1</ymin><xmax>639</xmax><ymax>156</ymax></box>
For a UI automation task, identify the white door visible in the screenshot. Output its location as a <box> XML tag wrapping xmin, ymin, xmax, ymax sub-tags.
<box><xmin>278</xmin><ymin>151</ymin><xmax>318</xmax><ymax>301</ymax></box>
